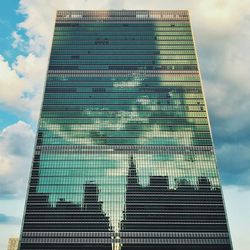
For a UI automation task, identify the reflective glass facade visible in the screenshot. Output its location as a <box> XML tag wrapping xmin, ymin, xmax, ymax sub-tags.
<box><xmin>19</xmin><ymin>10</ymin><xmax>232</xmax><ymax>250</ymax></box>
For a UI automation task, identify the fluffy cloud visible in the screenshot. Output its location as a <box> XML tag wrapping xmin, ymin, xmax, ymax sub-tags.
<box><xmin>0</xmin><ymin>53</ymin><xmax>46</xmax><ymax>120</ymax></box>
<box><xmin>0</xmin><ymin>121</ymin><xmax>35</xmax><ymax>198</ymax></box>
<box><xmin>0</xmin><ymin>55</ymin><xmax>27</xmax><ymax>107</ymax></box>
<box><xmin>11</xmin><ymin>31</ymin><xmax>25</xmax><ymax>49</ymax></box>
<box><xmin>201</xmin><ymin>16</ymin><xmax>250</xmax><ymax>185</ymax></box>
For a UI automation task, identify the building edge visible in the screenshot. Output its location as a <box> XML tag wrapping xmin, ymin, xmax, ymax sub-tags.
<box><xmin>188</xmin><ymin>10</ymin><xmax>234</xmax><ymax>250</ymax></box>
<box><xmin>17</xmin><ymin>10</ymin><xmax>58</xmax><ymax>250</ymax></box>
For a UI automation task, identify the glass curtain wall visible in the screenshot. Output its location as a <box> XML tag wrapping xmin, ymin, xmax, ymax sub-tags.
<box><xmin>19</xmin><ymin>10</ymin><xmax>232</xmax><ymax>250</ymax></box>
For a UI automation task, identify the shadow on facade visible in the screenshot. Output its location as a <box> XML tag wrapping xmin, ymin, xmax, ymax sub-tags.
<box><xmin>21</xmin><ymin>155</ymin><xmax>231</xmax><ymax>250</ymax></box>
<box><xmin>120</xmin><ymin>156</ymin><xmax>231</xmax><ymax>250</ymax></box>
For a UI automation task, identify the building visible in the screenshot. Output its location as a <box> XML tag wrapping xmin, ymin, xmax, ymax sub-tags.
<box><xmin>7</xmin><ymin>237</ymin><xmax>19</xmax><ymax>250</ymax></box>
<box><xmin>19</xmin><ymin>10</ymin><xmax>233</xmax><ymax>250</ymax></box>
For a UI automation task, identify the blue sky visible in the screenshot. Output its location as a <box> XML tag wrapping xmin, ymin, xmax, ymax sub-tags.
<box><xmin>0</xmin><ymin>0</ymin><xmax>22</xmax><ymax>129</ymax></box>
<box><xmin>0</xmin><ymin>0</ymin><xmax>250</xmax><ymax>249</ymax></box>
<box><xmin>0</xmin><ymin>0</ymin><xmax>24</xmax><ymax>62</ymax></box>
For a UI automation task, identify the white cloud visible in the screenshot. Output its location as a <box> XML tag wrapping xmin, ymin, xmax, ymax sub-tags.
<box><xmin>0</xmin><ymin>121</ymin><xmax>35</xmax><ymax>198</ymax></box>
<box><xmin>202</xmin><ymin>28</ymin><xmax>250</xmax><ymax>125</ymax></box>
<box><xmin>0</xmin><ymin>55</ymin><xmax>27</xmax><ymax>107</ymax></box>
<box><xmin>0</xmin><ymin>53</ymin><xmax>46</xmax><ymax>120</ymax></box>
<box><xmin>11</xmin><ymin>31</ymin><xmax>25</xmax><ymax>49</ymax></box>
<box><xmin>12</xmin><ymin>53</ymin><xmax>47</xmax><ymax>120</ymax></box>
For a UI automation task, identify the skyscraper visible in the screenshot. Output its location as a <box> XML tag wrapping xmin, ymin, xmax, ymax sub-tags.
<box><xmin>19</xmin><ymin>10</ymin><xmax>233</xmax><ymax>250</ymax></box>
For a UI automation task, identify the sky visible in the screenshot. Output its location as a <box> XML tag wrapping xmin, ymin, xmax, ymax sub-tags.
<box><xmin>0</xmin><ymin>0</ymin><xmax>249</xmax><ymax>249</ymax></box>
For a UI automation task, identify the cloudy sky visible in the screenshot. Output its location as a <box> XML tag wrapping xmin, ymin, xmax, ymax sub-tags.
<box><xmin>0</xmin><ymin>0</ymin><xmax>249</xmax><ymax>249</ymax></box>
